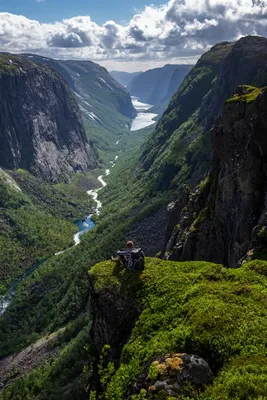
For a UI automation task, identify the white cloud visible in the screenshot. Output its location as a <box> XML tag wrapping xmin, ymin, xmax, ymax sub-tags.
<box><xmin>0</xmin><ymin>0</ymin><xmax>267</xmax><ymax>70</ymax></box>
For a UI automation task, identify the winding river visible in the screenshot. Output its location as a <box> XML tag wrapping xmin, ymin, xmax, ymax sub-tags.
<box><xmin>0</xmin><ymin>99</ymin><xmax>158</xmax><ymax>316</ymax></box>
<box><xmin>0</xmin><ymin>169</ymin><xmax>111</xmax><ymax>316</ymax></box>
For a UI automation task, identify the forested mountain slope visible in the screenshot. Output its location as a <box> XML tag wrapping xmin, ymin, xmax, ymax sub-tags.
<box><xmin>0</xmin><ymin>168</ymin><xmax>94</xmax><ymax>286</ymax></box>
<box><xmin>0</xmin><ymin>53</ymin><xmax>99</xmax><ymax>285</ymax></box>
<box><xmin>0</xmin><ymin>53</ymin><xmax>96</xmax><ymax>183</ymax></box>
<box><xmin>140</xmin><ymin>36</ymin><xmax>267</xmax><ymax>192</ymax></box>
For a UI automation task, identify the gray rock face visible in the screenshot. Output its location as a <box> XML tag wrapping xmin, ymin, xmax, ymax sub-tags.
<box><xmin>127</xmin><ymin>205</ymin><xmax>169</xmax><ymax>256</ymax></box>
<box><xmin>58</xmin><ymin>59</ymin><xmax>137</xmax><ymax>120</ymax></box>
<box><xmin>202</xmin><ymin>36</ymin><xmax>267</xmax><ymax>126</ymax></box>
<box><xmin>163</xmin><ymin>86</ymin><xmax>267</xmax><ymax>267</ymax></box>
<box><xmin>0</xmin><ymin>54</ymin><xmax>96</xmax><ymax>182</ymax></box>
<box><xmin>88</xmin><ymin>267</ymin><xmax>140</xmax><ymax>362</ymax></box>
<box><xmin>131</xmin><ymin>353</ymin><xmax>213</xmax><ymax>398</ymax></box>
<box><xmin>22</xmin><ymin>54</ymin><xmax>137</xmax><ymax>120</ymax></box>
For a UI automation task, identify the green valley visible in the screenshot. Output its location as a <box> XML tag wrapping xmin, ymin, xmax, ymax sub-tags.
<box><xmin>1</xmin><ymin>35</ymin><xmax>267</xmax><ymax>400</ymax></box>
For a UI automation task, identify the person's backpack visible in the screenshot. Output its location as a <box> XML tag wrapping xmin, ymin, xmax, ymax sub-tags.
<box><xmin>117</xmin><ymin>248</ymin><xmax>145</xmax><ymax>270</ymax></box>
<box><xmin>131</xmin><ymin>248</ymin><xmax>145</xmax><ymax>270</ymax></box>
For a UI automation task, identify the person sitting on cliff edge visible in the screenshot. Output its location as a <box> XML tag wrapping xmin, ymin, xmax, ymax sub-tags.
<box><xmin>115</xmin><ymin>240</ymin><xmax>145</xmax><ymax>270</ymax></box>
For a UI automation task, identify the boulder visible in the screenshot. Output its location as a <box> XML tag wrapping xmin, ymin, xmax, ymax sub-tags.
<box><xmin>132</xmin><ymin>353</ymin><xmax>213</xmax><ymax>398</ymax></box>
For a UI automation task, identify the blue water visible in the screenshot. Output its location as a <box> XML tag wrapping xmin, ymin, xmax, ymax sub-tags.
<box><xmin>75</xmin><ymin>215</ymin><xmax>95</xmax><ymax>233</ymax></box>
<box><xmin>0</xmin><ymin>259</ymin><xmax>47</xmax><ymax>316</ymax></box>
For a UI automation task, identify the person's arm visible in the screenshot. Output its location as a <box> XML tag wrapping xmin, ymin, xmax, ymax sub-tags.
<box><xmin>117</xmin><ymin>250</ymin><xmax>128</xmax><ymax>256</ymax></box>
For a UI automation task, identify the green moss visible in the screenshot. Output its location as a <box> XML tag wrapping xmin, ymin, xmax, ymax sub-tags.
<box><xmin>88</xmin><ymin>257</ymin><xmax>267</xmax><ymax>399</ymax></box>
<box><xmin>200</xmin><ymin>356</ymin><xmax>267</xmax><ymax>399</ymax></box>
<box><xmin>225</xmin><ymin>85</ymin><xmax>263</xmax><ymax>104</ymax></box>
<box><xmin>199</xmin><ymin>176</ymin><xmax>210</xmax><ymax>190</ymax></box>
<box><xmin>16</xmin><ymin>168</ymin><xmax>27</xmax><ymax>174</ymax></box>
<box><xmin>89</xmin><ymin>260</ymin><xmax>121</xmax><ymax>292</ymax></box>
<box><xmin>189</xmin><ymin>207</ymin><xmax>209</xmax><ymax>233</ymax></box>
<box><xmin>0</xmin><ymin>56</ymin><xmax>18</xmax><ymax>74</ymax></box>
<box><xmin>89</xmin><ymin>260</ymin><xmax>144</xmax><ymax>298</ymax></box>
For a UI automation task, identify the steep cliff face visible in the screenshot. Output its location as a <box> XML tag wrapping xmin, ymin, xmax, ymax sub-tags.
<box><xmin>88</xmin><ymin>260</ymin><xmax>141</xmax><ymax>362</ymax></box>
<box><xmin>202</xmin><ymin>36</ymin><xmax>267</xmax><ymax>126</ymax></box>
<box><xmin>0</xmin><ymin>54</ymin><xmax>96</xmax><ymax>182</ymax></box>
<box><xmin>139</xmin><ymin>42</ymin><xmax>232</xmax><ymax>190</ymax></box>
<box><xmin>140</xmin><ymin>36</ymin><xmax>267</xmax><ymax>192</ymax></box>
<box><xmin>128</xmin><ymin>64</ymin><xmax>192</xmax><ymax>107</ymax></box>
<box><xmin>23</xmin><ymin>54</ymin><xmax>137</xmax><ymax>163</ymax></box>
<box><xmin>23</xmin><ymin>55</ymin><xmax>136</xmax><ymax>119</ymax></box>
<box><xmin>164</xmin><ymin>86</ymin><xmax>267</xmax><ymax>267</ymax></box>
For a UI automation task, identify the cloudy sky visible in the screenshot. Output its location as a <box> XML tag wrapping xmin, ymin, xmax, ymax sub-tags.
<box><xmin>0</xmin><ymin>0</ymin><xmax>267</xmax><ymax>71</ymax></box>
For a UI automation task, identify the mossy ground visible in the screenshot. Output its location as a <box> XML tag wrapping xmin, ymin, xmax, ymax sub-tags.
<box><xmin>89</xmin><ymin>258</ymin><xmax>267</xmax><ymax>399</ymax></box>
<box><xmin>225</xmin><ymin>85</ymin><xmax>263</xmax><ymax>104</ymax></box>
<box><xmin>0</xmin><ymin>54</ymin><xmax>19</xmax><ymax>74</ymax></box>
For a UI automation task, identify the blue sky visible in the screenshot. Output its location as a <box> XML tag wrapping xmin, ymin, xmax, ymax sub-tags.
<box><xmin>0</xmin><ymin>0</ymin><xmax>266</xmax><ymax>71</ymax></box>
<box><xmin>0</xmin><ymin>0</ymin><xmax>165</xmax><ymax>24</ymax></box>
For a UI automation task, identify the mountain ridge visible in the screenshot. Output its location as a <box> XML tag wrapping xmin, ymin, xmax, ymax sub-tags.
<box><xmin>139</xmin><ymin>36</ymin><xmax>267</xmax><ymax>192</ymax></box>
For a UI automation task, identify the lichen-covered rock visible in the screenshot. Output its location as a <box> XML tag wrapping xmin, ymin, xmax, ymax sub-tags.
<box><xmin>0</xmin><ymin>53</ymin><xmax>96</xmax><ymax>182</ymax></box>
<box><xmin>132</xmin><ymin>353</ymin><xmax>213</xmax><ymax>398</ymax></box>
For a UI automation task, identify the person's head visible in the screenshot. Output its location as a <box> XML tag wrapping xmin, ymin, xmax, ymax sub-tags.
<box><xmin>127</xmin><ymin>240</ymin><xmax>134</xmax><ymax>249</ymax></box>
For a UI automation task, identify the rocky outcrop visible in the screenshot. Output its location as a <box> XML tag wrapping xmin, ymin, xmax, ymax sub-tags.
<box><xmin>0</xmin><ymin>53</ymin><xmax>96</xmax><ymax>182</ymax></box>
<box><xmin>131</xmin><ymin>353</ymin><xmax>213</xmax><ymax>398</ymax></box>
<box><xmin>88</xmin><ymin>261</ymin><xmax>141</xmax><ymax>362</ymax></box>
<box><xmin>163</xmin><ymin>86</ymin><xmax>267</xmax><ymax>267</ymax></box>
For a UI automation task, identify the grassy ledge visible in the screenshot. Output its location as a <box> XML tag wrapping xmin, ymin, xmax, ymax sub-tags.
<box><xmin>224</xmin><ymin>85</ymin><xmax>263</xmax><ymax>104</ymax></box>
<box><xmin>89</xmin><ymin>258</ymin><xmax>267</xmax><ymax>399</ymax></box>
